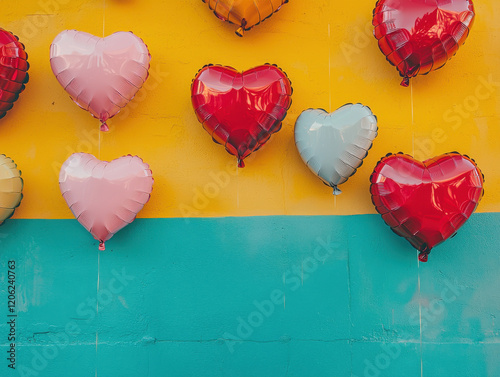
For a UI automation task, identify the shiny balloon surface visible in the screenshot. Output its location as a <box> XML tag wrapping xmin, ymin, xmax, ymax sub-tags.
<box><xmin>191</xmin><ymin>64</ymin><xmax>292</xmax><ymax>167</ymax></box>
<box><xmin>59</xmin><ymin>153</ymin><xmax>154</xmax><ymax>250</ymax></box>
<box><xmin>370</xmin><ymin>152</ymin><xmax>483</xmax><ymax>261</ymax></box>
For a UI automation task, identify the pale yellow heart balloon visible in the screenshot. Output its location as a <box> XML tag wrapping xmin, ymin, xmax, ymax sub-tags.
<box><xmin>203</xmin><ymin>0</ymin><xmax>289</xmax><ymax>36</ymax></box>
<box><xmin>0</xmin><ymin>155</ymin><xmax>23</xmax><ymax>224</ymax></box>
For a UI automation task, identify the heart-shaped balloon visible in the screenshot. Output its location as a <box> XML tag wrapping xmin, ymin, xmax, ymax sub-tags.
<box><xmin>0</xmin><ymin>29</ymin><xmax>29</xmax><ymax>120</ymax></box>
<box><xmin>372</xmin><ymin>0</ymin><xmax>475</xmax><ymax>86</ymax></box>
<box><xmin>191</xmin><ymin>64</ymin><xmax>292</xmax><ymax>167</ymax></box>
<box><xmin>0</xmin><ymin>154</ymin><xmax>23</xmax><ymax>224</ymax></box>
<box><xmin>50</xmin><ymin>30</ymin><xmax>151</xmax><ymax>131</ymax></box>
<box><xmin>295</xmin><ymin>104</ymin><xmax>378</xmax><ymax>195</ymax></box>
<box><xmin>370</xmin><ymin>152</ymin><xmax>484</xmax><ymax>262</ymax></box>
<box><xmin>202</xmin><ymin>0</ymin><xmax>289</xmax><ymax>36</ymax></box>
<box><xmin>59</xmin><ymin>153</ymin><xmax>154</xmax><ymax>250</ymax></box>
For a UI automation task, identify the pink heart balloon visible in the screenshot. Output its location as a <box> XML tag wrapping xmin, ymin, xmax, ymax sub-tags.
<box><xmin>59</xmin><ymin>153</ymin><xmax>154</xmax><ymax>250</ymax></box>
<box><xmin>50</xmin><ymin>30</ymin><xmax>151</xmax><ymax>131</ymax></box>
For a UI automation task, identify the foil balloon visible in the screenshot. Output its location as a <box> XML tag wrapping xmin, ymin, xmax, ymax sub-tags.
<box><xmin>59</xmin><ymin>153</ymin><xmax>154</xmax><ymax>250</ymax></box>
<box><xmin>0</xmin><ymin>155</ymin><xmax>23</xmax><ymax>224</ymax></box>
<box><xmin>372</xmin><ymin>0</ymin><xmax>475</xmax><ymax>86</ymax></box>
<box><xmin>202</xmin><ymin>0</ymin><xmax>289</xmax><ymax>36</ymax></box>
<box><xmin>370</xmin><ymin>152</ymin><xmax>483</xmax><ymax>262</ymax></box>
<box><xmin>50</xmin><ymin>30</ymin><xmax>151</xmax><ymax>131</ymax></box>
<box><xmin>191</xmin><ymin>64</ymin><xmax>292</xmax><ymax>168</ymax></box>
<box><xmin>295</xmin><ymin>104</ymin><xmax>378</xmax><ymax>195</ymax></box>
<box><xmin>0</xmin><ymin>29</ymin><xmax>29</xmax><ymax>120</ymax></box>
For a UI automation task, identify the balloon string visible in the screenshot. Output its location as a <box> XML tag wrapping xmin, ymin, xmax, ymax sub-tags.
<box><xmin>417</xmin><ymin>255</ymin><xmax>423</xmax><ymax>377</ymax></box>
<box><xmin>98</xmin><ymin>124</ymin><xmax>101</xmax><ymax>159</ymax></box>
<box><xmin>96</xmin><ymin>3</ymin><xmax>104</xmax><ymax>377</ymax></box>
<box><xmin>236</xmin><ymin>162</ymin><xmax>239</xmax><ymax>210</ymax></box>
<box><xmin>410</xmin><ymin>80</ymin><xmax>414</xmax><ymax>156</ymax></box>
<box><xmin>95</xmin><ymin>247</ymin><xmax>100</xmax><ymax>377</ymax></box>
<box><xmin>328</xmin><ymin>21</ymin><xmax>334</xmax><ymax>212</ymax></box>
<box><xmin>99</xmin><ymin>0</ymin><xmax>105</xmax><ymax>157</ymax></box>
<box><xmin>328</xmin><ymin>23</ymin><xmax>331</xmax><ymax>113</ymax></box>
<box><xmin>413</xmin><ymin>78</ymin><xmax>422</xmax><ymax>377</ymax></box>
<box><xmin>102</xmin><ymin>0</ymin><xmax>106</xmax><ymax>37</ymax></box>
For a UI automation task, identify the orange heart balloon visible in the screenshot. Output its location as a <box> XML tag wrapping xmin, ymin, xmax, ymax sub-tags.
<box><xmin>202</xmin><ymin>0</ymin><xmax>289</xmax><ymax>36</ymax></box>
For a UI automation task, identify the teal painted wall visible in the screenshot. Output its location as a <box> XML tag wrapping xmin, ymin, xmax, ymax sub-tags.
<box><xmin>1</xmin><ymin>215</ymin><xmax>499</xmax><ymax>377</ymax></box>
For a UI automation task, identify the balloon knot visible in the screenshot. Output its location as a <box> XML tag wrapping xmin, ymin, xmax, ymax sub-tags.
<box><xmin>235</xmin><ymin>19</ymin><xmax>247</xmax><ymax>37</ymax></box>
<box><xmin>332</xmin><ymin>186</ymin><xmax>342</xmax><ymax>196</ymax></box>
<box><xmin>400</xmin><ymin>77</ymin><xmax>410</xmax><ymax>87</ymax></box>
<box><xmin>100</xmin><ymin>122</ymin><xmax>109</xmax><ymax>132</ymax></box>
<box><xmin>418</xmin><ymin>250</ymin><xmax>429</xmax><ymax>263</ymax></box>
<box><xmin>99</xmin><ymin>241</ymin><xmax>105</xmax><ymax>251</ymax></box>
<box><xmin>237</xmin><ymin>158</ymin><xmax>245</xmax><ymax>168</ymax></box>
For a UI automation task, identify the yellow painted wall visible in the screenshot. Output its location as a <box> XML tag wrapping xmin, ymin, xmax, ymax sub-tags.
<box><xmin>3</xmin><ymin>0</ymin><xmax>500</xmax><ymax>219</ymax></box>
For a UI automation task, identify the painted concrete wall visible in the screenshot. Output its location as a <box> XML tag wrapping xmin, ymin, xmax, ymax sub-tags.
<box><xmin>1</xmin><ymin>1</ymin><xmax>500</xmax><ymax>376</ymax></box>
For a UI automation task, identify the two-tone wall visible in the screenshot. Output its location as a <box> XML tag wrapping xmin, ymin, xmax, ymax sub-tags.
<box><xmin>2</xmin><ymin>1</ymin><xmax>500</xmax><ymax>376</ymax></box>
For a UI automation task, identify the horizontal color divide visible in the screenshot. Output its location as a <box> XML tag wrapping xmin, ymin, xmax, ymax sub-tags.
<box><xmin>1</xmin><ymin>214</ymin><xmax>499</xmax><ymax>377</ymax></box>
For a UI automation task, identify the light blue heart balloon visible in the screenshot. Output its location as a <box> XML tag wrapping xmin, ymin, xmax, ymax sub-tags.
<box><xmin>294</xmin><ymin>104</ymin><xmax>378</xmax><ymax>195</ymax></box>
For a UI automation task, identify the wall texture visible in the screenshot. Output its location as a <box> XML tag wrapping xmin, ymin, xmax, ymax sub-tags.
<box><xmin>1</xmin><ymin>1</ymin><xmax>500</xmax><ymax>376</ymax></box>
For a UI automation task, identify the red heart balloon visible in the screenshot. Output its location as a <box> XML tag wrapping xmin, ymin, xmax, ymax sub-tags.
<box><xmin>370</xmin><ymin>153</ymin><xmax>484</xmax><ymax>262</ymax></box>
<box><xmin>373</xmin><ymin>0</ymin><xmax>475</xmax><ymax>86</ymax></box>
<box><xmin>191</xmin><ymin>64</ymin><xmax>292</xmax><ymax>168</ymax></box>
<box><xmin>0</xmin><ymin>29</ymin><xmax>29</xmax><ymax>119</ymax></box>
